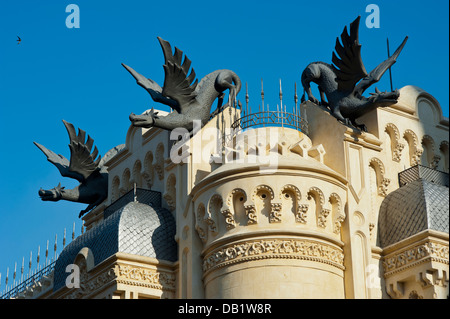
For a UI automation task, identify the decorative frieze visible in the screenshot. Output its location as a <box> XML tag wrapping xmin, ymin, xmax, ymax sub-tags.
<box><xmin>245</xmin><ymin>205</ymin><xmax>258</xmax><ymax>225</ymax></box>
<box><xmin>334</xmin><ymin>215</ymin><xmax>345</xmax><ymax>234</ymax></box>
<box><xmin>203</xmin><ymin>238</ymin><xmax>345</xmax><ymax>274</ymax></box>
<box><xmin>117</xmin><ymin>264</ymin><xmax>176</xmax><ymax>292</ymax></box>
<box><xmin>385</xmin><ymin>123</ymin><xmax>404</xmax><ymax>162</ymax></box>
<box><xmin>295</xmin><ymin>204</ymin><xmax>308</xmax><ymax>224</ymax></box>
<box><xmin>269</xmin><ymin>203</ymin><xmax>282</xmax><ymax>223</ymax></box>
<box><xmin>221</xmin><ymin>209</ymin><xmax>236</xmax><ymax>230</ymax></box>
<box><xmin>392</xmin><ymin>143</ymin><xmax>405</xmax><ymax>162</ymax></box>
<box><xmin>382</xmin><ymin>241</ymin><xmax>449</xmax><ymax>277</ymax></box>
<box><xmin>317</xmin><ymin>209</ymin><xmax>330</xmax><ymax>228</ymax></box>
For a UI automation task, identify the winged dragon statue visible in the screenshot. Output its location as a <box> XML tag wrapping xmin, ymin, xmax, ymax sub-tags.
<box><xmin>34</xmin><ymin>120</ymin><xmax>124</xmax><ymax>218</ymax></box>
<box><xmin>301</xmin><ymin>16</ymin><xmax>408</xmax><ymax>131</ymax></box>
<box><xmin>122</xmin><ymin>37</ymin><xmax>241</xmax><ymax>132</ymax></box>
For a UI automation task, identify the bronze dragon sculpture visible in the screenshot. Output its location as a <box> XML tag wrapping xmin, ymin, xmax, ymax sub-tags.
<box><xmin>301</xmin><ymin>16</ymin><xmax>408</xmax><ymax>131</ymax></box>
<box><xmin>34</xmin><ymin>120</ymin><xmax>124</xmax><ymax>217</ymax></box>
<box><xmin>122</xmin><ymin>37</ymin><xmax>241</xmax><ymax>132</ymax></box>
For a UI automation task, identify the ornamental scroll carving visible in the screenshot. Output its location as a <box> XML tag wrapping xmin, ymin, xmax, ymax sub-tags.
<box><xmin>245</xmin><ymin>205</ymin><xmax>258</xmax><ymax>224</ymax></box>
<box><xmin>117</xmin><ymin>264</ymin><xmax>176</xmax><ymax>292</ymax></box>
<box><xmin>369</xmin><ymin>157</ymin><xmax>391</xmax><ymax>196</ymax></box>
<box><xmin>307</xmin><ymin>187</ymin><xmax>329</xmax><ymax>228</ymax></box>
<box><xmin>280</xmin><ymin>184</ymin><xmax>307</xmax><ymax>224</ymax></box>
<box><xmin>382</xmin><ymin>241</ymin><xmax>449</xmax><ymax>276</ymax></box>
<box><xmin>203</xmin><ymin>238</ymin><xmax>345</xmax><ymax>274</ymax></box>
<box><xmin>269</xmin><ymin>203</ymin><xmax>282</xmax><ymax>223</ymax></box>
<box><xmin>403</xmin><ymin>129</ymin><xmax>423</xmax><ymax>166</ymax></box>
<box><xmin>329</xmin><ymin>193</ymin><xmax>345</xmax><ymax>234</ymax></box>
<box><xmin>221</xmin><ymin>188</ymin><xmax>247</xmax><ymax>230</ymax></box>
<box><xmin>221</xmin><ymin>209</ymin><xmax>235</xmax><ymax>230</ymax></box>
<box><xmin>385</xmin><ymin>123</ymin><xmax>404</xmax><ymax>162</ymax></box>
<box><xmin>296</xmin><ymin>204</ymin><xmax>309</xmax><ymax>223</ymax></box>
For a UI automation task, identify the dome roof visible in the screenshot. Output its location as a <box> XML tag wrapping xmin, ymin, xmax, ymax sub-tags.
<box><xmin>53</xmin><ymin>201</ymin><xmax>177</xmax><ymax>292</ymax></box>
<box><xmin>378</xmin><ymin>179</ymin><xmax>449</xmax><ymax>248</ymax></box>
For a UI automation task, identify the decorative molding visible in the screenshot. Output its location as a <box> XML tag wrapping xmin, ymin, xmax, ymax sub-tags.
<box><xmin>385</xmin><ymin>123</ymin><xmax>404</xmax><ymax>162</ymax></box>
<box><xmin>195</xmin><ymin>203</ymin><xmax>207</xmax><ymax>243</ymax></box>
<box><xmin>203</xmin><ymin>238</ymin><xmax>345</xmax><ymax>274</ymax></box>
<box><xmin>226</xmin><ymin>188</ymin><xmax>247</xmax><ymax>208</ymax></box>
<box><xmin>117</xmin><ymin>264</ymin><xmax>176</xmax><ymax>292</ymax></box>
<box><xmin>403</xmin><ymin>129</ymin><xmax>423</xmax><ymax>166</ymax></box>
<box><xmin>382</xmin><ymin>241</ymin><xmax>449</xmax><ymax>277</ymax></box>
<box><xmin>329</xmin><ymin>193</ymin><xmax>345</xmax><ymax>234</ymax></box>
<box><xmin>393</xmin><ymin>143</ymin><xmax>405</xmax><ymax>162</ymax></box>
<box><xmin>369</xmin><ymin>157</ymin><xmax>391</xmax><ymax>196</ymax></box>
<box><xmin>317</xmin><ymin>209</ymin><xmax>330</xmax><ymax>228</ymax></box>
<box><xmin>64</xmin><ymin>257</ymin><xmax>116</xmax><ymax>299</ymax></box>
<box><xmin>296</xmin><ymin>204</ymin><xmax>309</xmax><ymax>224</ymax></box>
<box><xmin>221</xmin><ymin>209</ymin><xmax>236</xmax><ymax>230</ymax></box>
<box><xmin>221</xmin><ymin>188</ymin><xmax>246</xmax><ymax>230</ymax></box>
<box><xmin>269</xmin><ymin>203</ymin><xmax>282</xmax><ymax>223</ymax></box>
<box><xmin>245</xmin><ymin>205</ymin><xmax>257</xmax><ymax>225</ymax></box>
<box><xmin>195</xmin><ymin>198</ymin><xmax>219</xmax><ymax>242</ymax></box>
<box><xmin>206</xmin><ymin>194</ymin><xmax>222</xmax><ymax>235</ymax></box>
<box><xmin>252</xmin><ymin>185</ymin><xmax>275</xmax><ymax>201</ymax></box>
<box><xmin>307</xmin><ymin>187</ymin><xmax>325</xmax><ymax>206</ymax></box>
<box><xmin>280</xmin><ymin>184</ymin><xmax>301</xmax><ymax>202</ymax></box>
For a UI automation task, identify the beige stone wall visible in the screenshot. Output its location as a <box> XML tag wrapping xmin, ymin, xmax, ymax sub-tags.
<box><xmin>71</xmin><ymin>85</ymin><xmax>448</xmax><ymax>299</ymax></box>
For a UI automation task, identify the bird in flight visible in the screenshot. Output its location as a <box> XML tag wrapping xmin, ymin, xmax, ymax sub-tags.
<box><xmin>17</xmin><ymin>36</ymin><xmax>21</xmax><ymax>45</ymax></box>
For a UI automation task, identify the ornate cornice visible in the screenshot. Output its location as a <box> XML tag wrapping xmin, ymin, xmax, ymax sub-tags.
<box><xmin>202</xmin><ymin>238</ymin><xmax>345</xmax><ymax>275</ymax></box>
<box><xmin>59</xmin><ymin>254</ymin><xmax>176</xmax><ymax>299</ymax></box>
<box><xmin>382</xmin><ymin>240</ymin><xmax>449</xmax><ymax>277</ymax></box>
<box><xmin>117</xmin><ymin>264</ymin><xmax>176</xmax><ymax>292</ymax></box>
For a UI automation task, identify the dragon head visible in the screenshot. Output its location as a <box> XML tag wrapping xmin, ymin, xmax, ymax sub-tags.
<box><xmin>368</xmin><ymin>87</ymin><xmax>400</xmax><ymax>108</ymax></box>
<box><xmin>39</xmin><ymin>183</ymin><xmax>64</xmax><ymax>201</ymax></box>
<box><xmin>129</xmin><ymin>108</ymin><xmax>159</xmax><ymax>128</ymax></box>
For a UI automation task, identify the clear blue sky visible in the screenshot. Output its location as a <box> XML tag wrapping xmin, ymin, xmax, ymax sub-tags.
<box><xmin>0</xmin><ymin>0</ymin><xmax>448</xmax><ymax>287</ymax></box>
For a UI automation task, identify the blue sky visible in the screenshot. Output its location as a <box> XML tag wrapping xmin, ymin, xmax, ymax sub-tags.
<box><xmin>0</xmin><ymin>0</ymin><xmax>448</xmax><ymax>288</ymax></box>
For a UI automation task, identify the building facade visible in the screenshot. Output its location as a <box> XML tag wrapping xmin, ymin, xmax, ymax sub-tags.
<box><xmin>3</xmin><ymin>84</ymin><xmax>449</xmax><ymax>299</ymax></box>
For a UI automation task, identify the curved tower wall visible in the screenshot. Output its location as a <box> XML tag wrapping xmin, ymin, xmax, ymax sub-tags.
<box><xmin>190</xmin><ymin>126</ymin><xmax>347</xmax><ymax>298</ymax></box>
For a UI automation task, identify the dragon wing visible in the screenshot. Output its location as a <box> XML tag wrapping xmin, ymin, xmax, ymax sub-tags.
<box><xmin>121</xmin><ymin>63</ymin><xmax>180</xmax><ymax>111</ymax></box>
<box><xmin>33</xmin><ymin>141</ymin><xmax>85</xmax><ymax>183</ymax></box>
<box><xmin>353</xmin><ymin>36</ymin><xmax>408</xmax><ymax>96</ymax></box>
<box><xmin>62</xmin><ymin>120</ymin><xmax>102</xmax><ymax>181</ymax></box>
<box><xmin>331</xmin><ymin>16</ymin><xmax>368</xmax><ymax>93</ymax></box>
<box><xmin>158</xmin><ymin>37</ymin><xmax>199</xmax><ymax>112</ymax></box>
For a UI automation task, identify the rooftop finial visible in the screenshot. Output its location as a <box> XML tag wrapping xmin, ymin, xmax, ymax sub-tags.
<box><xmin>20</xmin><ymin>257</ymin><xmax>24</xmax><ymax>282</ymax></box>
<box><xmin>28</xmin><ymin>251</ymin><xmax>32</xmax><ymax>276</ymax></box>
<box><xmin>261</xmin><ymin>78</ymin><xmax>264</xmax><ymax>113</ymax></box>
<box><xmin>54</xmin><ymin>234</ymin><xmax>57</xmax><ymax>260</ymax></box>
<box><xmin>37</xmin><ymin>246</ymin><xmax>40</xmax><ymax>269</ymax></box>
<box><xmin>245</xmin><ymin>82</ymin><xmax>249</xmax><ymax>116</ymax></box>
<box><xmin>63</xmin><ymin>228</ymin><xmax>67</xmax><ymax>248</ymax></box>
<box><xmin>45</xmin><ymin>240</ymin><xmax>49</xmax><ymax>266</ymax></box>
<box><xmin>294</xmin><ymin>82</ymin><xmax>298</xmax><ymax>116</ymax></box>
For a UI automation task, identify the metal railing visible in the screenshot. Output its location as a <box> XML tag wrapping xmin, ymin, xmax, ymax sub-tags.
<box><xmin>0</xmin><ymin>261</ymin><xmax>55</xmax><ymax>299</ymax></box>
<box><xmin>231</xmin><ymin>110</ymin><xmax>308</xmax><ymax>135</ymax></box>
<box><xmin>211</xmin><ymin>79</ymin><xmax>309</xmax><ymax>149</ymax></box>
<box><xmin>1</xmin><ymin>222</ymin><xmax>84</xmax><ymax>299</ymax></box>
